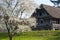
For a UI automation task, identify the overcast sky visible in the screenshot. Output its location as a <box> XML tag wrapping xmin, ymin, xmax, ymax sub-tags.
<box><xmin>34</xmin><ymin>0</ymin><xmax>54</xmax><ymax>6</ymax></box>
<box><xmin>22</xmin><ymin>0</ymin><xmax>55</xmax><ymax>18</ymax></box>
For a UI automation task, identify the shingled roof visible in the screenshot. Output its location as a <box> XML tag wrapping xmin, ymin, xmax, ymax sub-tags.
<box><xmin>40</xmin><ymin>4</ymin><xmax>60</xmax><ymax>18</ymax></box>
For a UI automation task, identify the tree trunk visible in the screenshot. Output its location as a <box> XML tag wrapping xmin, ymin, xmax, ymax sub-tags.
<box><xmin>9</xmin><ymin>33</ymin><xmax>12</xmax><ymax>40</ymax></box>
<box><xmin>5</xmin><ymin>21</ymin><xmax>12</xmax><ymax>40</ymax></box>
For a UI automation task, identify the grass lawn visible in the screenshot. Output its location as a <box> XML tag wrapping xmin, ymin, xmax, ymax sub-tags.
<box><xmin>0</xmin><ymin>30</ymin><xmax>60</xmax><ymax>40</ymax></box>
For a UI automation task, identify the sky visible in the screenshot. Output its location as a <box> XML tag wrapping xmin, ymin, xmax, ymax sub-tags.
<box><xmin>22</xmin><ymin>0</ymin><xmax>55</xmax><ymax>18</ymax></box>
<box><xmin>34</xmin><ymin>0</ymin><xmax>54</xmax><ymax>6</ymax></box>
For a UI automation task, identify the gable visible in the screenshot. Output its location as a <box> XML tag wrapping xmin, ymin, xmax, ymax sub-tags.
<box><xmin>31</xmin><ymin>4</ymin><xmax>60</xmax><ymax>19</ymax></box>
<box><xmin>31</xmin><ymin>8</ymin><xmax>49</xmax><ymax>17</ymax></box>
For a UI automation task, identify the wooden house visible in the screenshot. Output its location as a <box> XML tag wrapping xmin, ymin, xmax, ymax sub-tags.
<box><xmin>31</xmin><ymin>4</ymin><xmax>60</xmax><ymax>30</ymax></box>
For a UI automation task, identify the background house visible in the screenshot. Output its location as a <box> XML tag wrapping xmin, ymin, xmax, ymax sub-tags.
<box><xmin>31</xmin><ymin>4</ymin><xmax>60</xmax><ymax>30</ymax></box>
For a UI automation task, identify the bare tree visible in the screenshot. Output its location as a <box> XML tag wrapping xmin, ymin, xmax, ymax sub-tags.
<box><xmin>3</xmin><ymin>14</ymin><xmax>18</xmax><ymax>40</ymax></box>
<box><xmin>0</xmin><ymin>0</ymin><xmax>38</xmax><ymax>40</ymax></box>
<box><xmin>0</xmin><ymin>0</ymin><xmax>19</xmax><ymax>40</ymax></box>
<box><xmin>50</xmin><ymin>0</ymin><xmax>60</xmax><ymax>7</ymax></box>
<box><xmin>19</xmin><ymin>0</ymin><xmax>38</xmax><ymax>18</ymax></box>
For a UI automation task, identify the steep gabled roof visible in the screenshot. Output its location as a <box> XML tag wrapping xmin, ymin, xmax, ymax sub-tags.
<box><xmin>41</xmin><ymin>4</ymin><xmax>60</xmax><ymax>18</ymax></box>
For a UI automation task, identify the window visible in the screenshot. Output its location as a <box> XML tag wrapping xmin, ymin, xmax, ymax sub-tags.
<box><xmin>52</xmin><ymin>21</ymin><xmax>56</xmax><ymax>24</ymax></box>
<box><xmin>56</xmin><ymin>19</ymin><xmax>60</xmax><ymax>24</ymax></box>
<box><xmin>40</xmin><ymin>13</ymin><xmax>42</xmax><ymax>16</ymax></box>
<box><xmin>52</xmin><ymin>20</ymin><xmax>60</xmax><ymax>24</ymax></box>
<box><xmin>40</xmin><ymin>20</ymin><xmax>44</xmax><ymax>24</ymax></box>
<box><xmin>38</xmin><ymin>19</ymin><xmax>44</xmax><ymax>24</ymax></box>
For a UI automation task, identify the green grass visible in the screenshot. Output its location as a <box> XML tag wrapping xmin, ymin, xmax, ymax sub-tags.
<box><xmin>0</xmin><ymin>30</ymin><xmax>60</xmax><ymax>40</ymax></box>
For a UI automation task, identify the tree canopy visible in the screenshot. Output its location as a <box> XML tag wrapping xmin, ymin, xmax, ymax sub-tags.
<box><xmin>50</xmin><ymin>0</ymin><xmax>60</xmax><ymax>7</ymax></box>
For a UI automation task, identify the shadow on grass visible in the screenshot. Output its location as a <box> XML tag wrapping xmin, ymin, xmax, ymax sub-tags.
<box><xmin>52</xmin><ymin>32</ymin><xmax>60</xmax><ymax>40</ymax></box>
<box><xmin>0</xmin><ymin>33</ymin><xmax>8</xmax><ymax>39</ymax></box>
<box><xmin>48</xmin><ymin>31</ymin><xmax>60</xmax><ymax>40</ymax></box>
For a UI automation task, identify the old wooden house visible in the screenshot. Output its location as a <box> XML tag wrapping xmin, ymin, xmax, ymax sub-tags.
<box><xmin>31</xmin><ymin>4</ymin><xmax>60</xmax><ymax>30</ymax></box>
